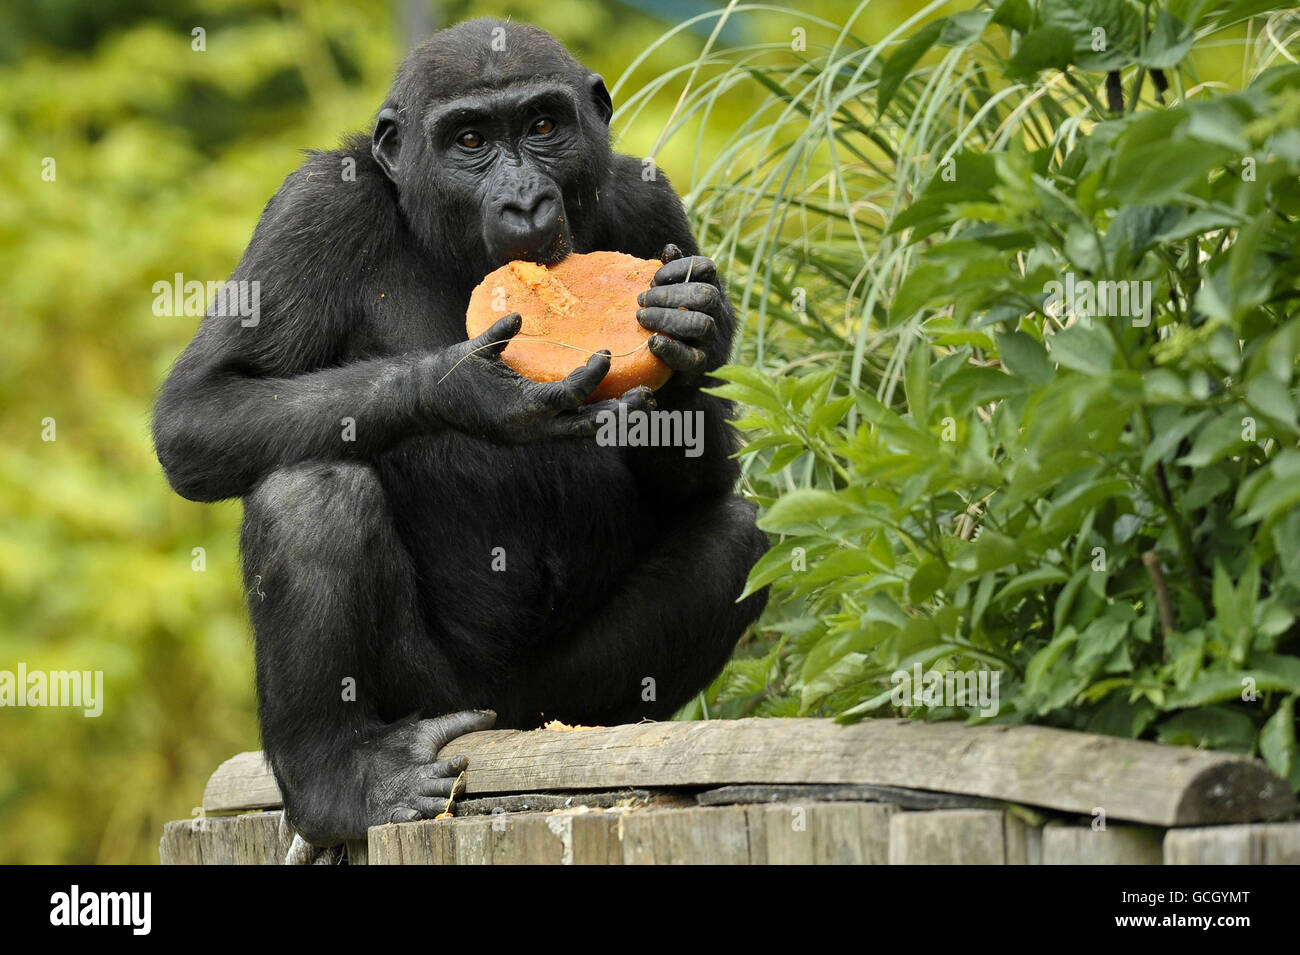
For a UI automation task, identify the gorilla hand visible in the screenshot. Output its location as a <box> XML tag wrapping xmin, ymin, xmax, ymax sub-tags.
<box><xmin>636</xmin><ymin>243</ymin><xmax>725</xmax><ymax>384</ymax></box>
<box><xmin>424</xmin><ymin>313</ymin><xmax>655</xmax><ymax>442</ymax></box>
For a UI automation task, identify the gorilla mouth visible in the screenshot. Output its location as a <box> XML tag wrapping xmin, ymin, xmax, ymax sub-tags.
<box><xmin>515</xmin><ymin>232</ymin><xmax>570</xmax><ymax>267</ymax></box>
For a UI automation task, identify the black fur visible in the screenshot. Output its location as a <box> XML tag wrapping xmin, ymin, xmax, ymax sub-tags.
<box><xmin>153</xmin><ymin>18</ymin><xmax>768</xmax><ymax>845</ymax></box>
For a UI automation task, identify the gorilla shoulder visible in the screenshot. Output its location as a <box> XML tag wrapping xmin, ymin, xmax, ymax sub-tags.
<box><xmin>595</xmin><ymin>153</ymin><xmax>699</xmax><ymax>260</ymax></box>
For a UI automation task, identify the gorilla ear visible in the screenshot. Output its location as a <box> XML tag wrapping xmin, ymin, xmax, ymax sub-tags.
<box><xmin>372</xmin><ymin>107</ymin><xmax>402</xmax><ymax>183</ymax></box>
<box><xmin>587</xmin><ymin>73</ymin><xmax>613</xmax><ymax>125</ymax></box>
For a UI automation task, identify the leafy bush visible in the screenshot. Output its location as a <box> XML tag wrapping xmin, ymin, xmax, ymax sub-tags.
<box><xmin>666</xmin><ymin>1</ymin><xmax>1300</xmax><ymax>787</ymax></box>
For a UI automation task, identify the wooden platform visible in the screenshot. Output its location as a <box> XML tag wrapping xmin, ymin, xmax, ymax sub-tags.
<box><xmin>161</xmin><ymin>717</ymin><xmax>1300</xmax><ymax>865</ymax></box>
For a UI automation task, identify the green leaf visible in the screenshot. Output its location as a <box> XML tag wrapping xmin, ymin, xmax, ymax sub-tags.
<box><xmin>905</xmin><ymin>339</ymin><xmax>931</xmax><ymax>428</ymax></box>
<box><xmin>1259</xmin><ymin>695</ymin><xmax>1297</xmax><ymax>781</ymax></box>
<box><xmin>878</xmin><ymin>20</ymin><xmax>944</xmax><ymax>112</ymax></box>
<box><xmin>1178</xmin><ymin>412</ymin><xmax>1249</xmax><ymax>468</ymax></box>
<box><xmin>1245</xmin><ymin>375</ymin><xmax>1299</xmax><ymax>435</ymax></box>
<box><xmin>997</xmin><ymin>330</ymin><xmax>1053</xmax><ymax>385</ymax></box>
<box><xmin>907</xmin><ymin>557</ymin><xmax>949</xmax><ymax>605</ymax></box>
<box><xmin>758</xmin><ymin>489</ymin><xmax>859</xmax><ymax>532</ymax></box>
<box><xmin>1006</xmin><ymin>26</ymin><xmax>1076</xmax><ymax>78</ymax></box>
<box><xmin>939</xmin><ymin>10</ymin><xmax>994</xmax><ymax>47</ymax></box>
<box><xmin>1157</xmin><ymin>707</ymin><xmax>1257</xmax><ymax>754</ymax></box>
<box><xmin>1141</xmin><ymin>9</ymin><xmax>1196</xmax><ymax>69</ymax></box>
<box><xmin>1048</xmin><ymin>323</ymin><xmax>1116</xmax><ymax>376</ymax></box>
<box><xmin>992</xmin><ymin>0</ymin><xmax>1035</xmax><ymax>33</ymax></box>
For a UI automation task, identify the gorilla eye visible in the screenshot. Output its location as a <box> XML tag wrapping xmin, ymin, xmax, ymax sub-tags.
<box><xmin>457</xmin><ymin>131</ymin><xmax>484</xmax><ymax>149</ymax></box>
<box><xmin>531</xmin><ymin>117</ymin><xmax>556</xmax><ymax>136</ymax></box>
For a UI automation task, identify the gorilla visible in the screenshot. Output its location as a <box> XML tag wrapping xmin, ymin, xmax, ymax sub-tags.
<box><xmin>153</xmin><ymin>18</ymin><xmax>768</xmax><ymax>845</ymax></box>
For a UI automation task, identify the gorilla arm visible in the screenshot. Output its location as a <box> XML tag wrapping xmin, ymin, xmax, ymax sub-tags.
<box><xmin>152</xmin><ymin>174</ymin><xmax>647</xmax><ymax>504</ymax></box>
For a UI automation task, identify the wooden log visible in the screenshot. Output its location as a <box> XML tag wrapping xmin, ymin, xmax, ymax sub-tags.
<box><xmin>621</xmin><ymin>807</ymin><xmax>753</xmax><ymax>864</ymax></box>
<box><xmin>368</xmin><ymin>818</ymin><xmax>456</xmax><ymax>864</ymax></box>
<box><xmin>888</xmin><ymin>810</ymin><xmax>1039</xmax><ymax>864</ymax></box>
<box><xmin>452</xmin><ymin>816</ymin><xmax>495</xmax><ymax>865</ymax></box>
<box><xmin>234</xmin><ymin>811</ymin><xmax>294</xmax><ymax>865</ymax></box>
<box><xmin>454</xmin><ymin>790</ymin><xmax>651</xmax><ymax>815</ymax></box>
<box><xmin>568</xmin><ymin>811</ymin><xmax>627</xmax><ymax>864</ymax></box>
<box><xmin>747</xmin><ymin>802</ymin><xmax>895</xmax><ymax>864</ymax></box>
<box><xmin>1164</xmin><ymin>822</ymin><xmax>1300</xmax><ymax>864</ymax></box>
<box><xmin>203</xmin><ymin>718</ymin><xmax>1295</xmax><ymax>827</ymax></box>
<box><xmin>159</xmin><ymin>820</ymin><xmax>202</xmax><ymax>865</ymax></box>
<box><xmin>699</xmin><ymin>783</ymin><xmax>997</xmax><ymax>811</ymax></box>
<box><xmin>1040</xmin><ymin>822</ymin><xmax>1164</xmax><ymax>864</ymax></box>
<box><xmin>368</xmin><ymin>811</ymin><xmax>627</xmax><ymax>864</ymax></box>
<box><xmin>203</xmin><ymin>751</ymin><xmax>281</xmax><ymax>813</ymax></box>
<box><xmin>367</xmin><ymin>825</ymin><xmax>403</xmax><ymax>865</ymax></box>
<box><xmin>193</xmin><ymin>816</ymin><xmax>243</xmax><ymax>865</ymax></box>
<box><xmin>439</xmin><ymin>719</ymin><xmax>1293</xmax><ymax>826</ymax></box>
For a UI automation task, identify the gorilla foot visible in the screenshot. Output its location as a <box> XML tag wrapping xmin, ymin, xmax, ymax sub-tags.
<box><xmin>364</xmin><ymin>709</ymin><xmax>496</xmax><ymax>826</ymax></box>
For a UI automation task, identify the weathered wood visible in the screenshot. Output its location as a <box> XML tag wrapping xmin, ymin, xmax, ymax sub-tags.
<box><xmin>888</xmin><ymin>810</ymin><xmax>1039</xmax><ymax>864</ymax></box>
<box><xmin>452</xmin><ymin>816</ymin><xmax>495</xmax><ymax>865</ymax></box>
<box><xmin>368</xmin><ymin>810</ymin><xmax>628</xmax><ymax>864</ymax></box>
<box><xmin>234</xmin><ymin>811</ymin><xmax>294</xmax><ymax>865</ymax></box>
<box><xmin>747</xmin><ymin>802</ymin><xmax>896</xmax><ymax>864</ymax></box>
<box><xmin>159</xmin><ymin>820</ymin><xmax>203</xmax><ymax>865</ymax></box>
<box><xmin>441</xmin><ymin>719</ymin><xmax>1292</xmax><ymax>826</ymax></box>
<box><xmin>699</xmin><ymin>783</ymin><xmax>998</xmax><ymax>811</ymax></box>
<box><xmin>203</xmin><ymin>718</ymin><xmax>1294</xmax><ymax>828</ymax></box>
<box><xmin>1164</xmin><ymin>822</ymin><xmax>1300</xmax><ymax>864</ymax></box>
<box><xmin>367</xmin><ymin>825</ymin><xmax>404</xmax><ymax>865</ymax></box>
<box><xmin>454</xmin><ymin>789</ymin><xmax>652</xmax><ymax>815</ymax></box>
<box><xmin>203</xmin><ymin>751</ymin><xmax>282</xmax><ymax>813</ymax></box>
<box><xmin>568</xmin><ymin>812</ymin><xmax>627</xmax><ymax>864</ymax></box>
<box><xmin>1041</xmin><ymin>822</ymin><xmax>1163</xmax><ymax>864</ymax></box>
<box><xmin>193</xmin><ymin>816</ymin><xmax>243</xmax><ymax>865</ymax></box>
<box><xmin>622</xmin><ymin>807</ymin><xmax>753</xmax><ymax>864</ymax></box>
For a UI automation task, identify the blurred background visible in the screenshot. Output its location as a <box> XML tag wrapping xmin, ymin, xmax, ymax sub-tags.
<box><xmin>0</xmin><ymin>0</ymin><xmax>885</xmax><ymax>865</ymax></box>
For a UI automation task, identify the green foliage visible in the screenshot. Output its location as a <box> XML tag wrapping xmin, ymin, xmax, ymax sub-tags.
<box><xmin>666</xmin><ymin>2</ymin><xmax>1300</xmax><ymax>787</ymax></box>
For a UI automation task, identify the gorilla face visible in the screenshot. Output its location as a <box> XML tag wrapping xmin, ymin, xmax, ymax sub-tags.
<box><xmin>370</xmin><ymin>21</ymin><xmax>614</xmax><ymax>277</ymax></box>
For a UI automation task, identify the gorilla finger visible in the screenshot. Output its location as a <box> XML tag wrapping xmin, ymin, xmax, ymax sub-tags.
<box><xmin>658</xmin><ymin>242</ymin><xmax>684</xmax><ymax>264</ymax></box>
<box><xmin>549</xmin><ymin>387</ymin><xmax>655</xmax><ymax>439</ymax></box>
<box><xmin>637</xmin><ymin>307</ymin><xmax>715</xmax><ymax>343</ymax></box>
<box><xmin>639</xmin><ymin>281</ymin><xmax>721</xmax><ymax>315</ymax></box>
<box><xmin>652</xmin><ymin>255</ymin><xmax>716</xmax><ymax>287</ymax></box>
<box><xmin>649</xmin><ymin>335</ymin><xmax>707</xmax><ymax>374</ymax></box>
<box><xmin>411</xmin><ymin>796</ymin><xmax>456</xmax><ymax>818</ymax></box>
<box><xmin>416</xmin><ymin>773</ymin><xmax>464</xmax><ymax>799</ymax></box>
<box><xmin>414</xmin><ymin>709</ymin><xmax>497</xmax><ymax>755</ymax></box>
<box><xmin>542</xmin><ymin>350</ymin><xmax>611</xmax><ymax>408</ymax></box>
<box><xmin>389</xmin><ymin>806</ymin><xmax>421</xmax><ymax>824</ymax></box>
<box><xmin>419</xmin><ymin>756</ymin><xmax>469</xmax><ymax>782</ymax></box>
<box><xmin>620</xmin><ymin>385</ymin><xmax>657</xmax><ymax>411</ymax></box>
<box><xmin>470</xmin><ymin>314</ymin><xmax>524</xmax><ymax>355</ymax></box>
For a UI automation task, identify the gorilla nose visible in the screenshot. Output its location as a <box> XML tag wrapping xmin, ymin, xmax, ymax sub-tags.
<box><xmin>501</xmin><ymin>194</ymin><xmax>559</xmax><ymax>234</ymax></box>
<box><xmin>495</xmin><ymin>194</ymin><xmax>564</xmax><ymax>261</ymax></box>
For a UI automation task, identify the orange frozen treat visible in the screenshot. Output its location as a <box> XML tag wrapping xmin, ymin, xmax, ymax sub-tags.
<box><xmin>465</xmin><ymin>251</ymin><xmax>673</xmax><ymax>403</ymax></box>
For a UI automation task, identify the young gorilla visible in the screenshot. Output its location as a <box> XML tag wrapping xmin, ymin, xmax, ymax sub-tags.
<box><xmin>153</xmin><ymin>18</ymin><xmax>768</xmax><ymax>845</ymax></box>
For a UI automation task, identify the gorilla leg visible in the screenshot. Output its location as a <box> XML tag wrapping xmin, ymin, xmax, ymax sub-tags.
<box><xmin>517</xmin><ymin>495</ymin><xmax>769</xmax><ymax>725</ymax></box>
<box><xmin>241</xmin><ymin>462</ymin><xmax>492</xmax><ymax>845</ymax></box>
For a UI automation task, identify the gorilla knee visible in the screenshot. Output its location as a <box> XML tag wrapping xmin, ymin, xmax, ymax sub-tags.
<box><xmin>244</xmin><ymin>462</ymin><xmax>388</xmax><ymax>556</ymax></box>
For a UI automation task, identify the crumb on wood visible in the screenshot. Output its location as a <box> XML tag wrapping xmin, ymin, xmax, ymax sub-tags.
<box><xmin>542</xmin><ymin>719</ymin><xmax>602</xmax><ymax>731</ymax></box>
